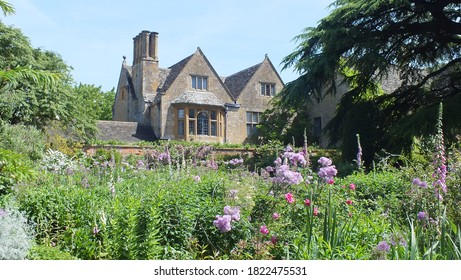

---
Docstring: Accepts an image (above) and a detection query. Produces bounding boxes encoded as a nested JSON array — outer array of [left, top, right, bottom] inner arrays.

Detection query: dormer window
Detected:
[[260, 83, 275, 96], [192, 76, 208, 90]]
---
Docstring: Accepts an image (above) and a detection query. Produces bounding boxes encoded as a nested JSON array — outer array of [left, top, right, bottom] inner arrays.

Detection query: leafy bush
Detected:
[[0, 200, 35, 260], [27, 245, 77, 260], [0, 123, 46, 161], [0, 149, 35, 195]]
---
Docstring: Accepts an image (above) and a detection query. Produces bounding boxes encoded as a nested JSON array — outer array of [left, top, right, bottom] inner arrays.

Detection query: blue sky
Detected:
[[3, 0, 332, 91]]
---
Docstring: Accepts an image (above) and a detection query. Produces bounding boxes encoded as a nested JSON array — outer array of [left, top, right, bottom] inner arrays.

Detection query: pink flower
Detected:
[[260, 225, 269, 235], [285, 192, 295, 204], [349, 183, 356, 190], [271, 235, 278, 244], [313, 207, 319, 216], [304, 198, 311, 206], [346, 199, 353, 205], [272, 212, 280, 220]]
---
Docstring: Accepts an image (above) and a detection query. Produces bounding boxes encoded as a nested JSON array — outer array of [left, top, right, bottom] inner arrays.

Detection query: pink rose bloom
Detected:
[[349, 183, 356, 190], [272, 212, 280, 220], [304, 198, 311, 207], [260, 225, 269, 235], [313, 207, 319, 216], [285, 192, 295, 204]]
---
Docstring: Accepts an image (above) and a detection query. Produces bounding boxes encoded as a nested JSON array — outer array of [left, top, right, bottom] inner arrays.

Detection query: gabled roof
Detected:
[[157, 48, 236, 102], [224, 63, 262, 99], [158, 54, 194, 93]]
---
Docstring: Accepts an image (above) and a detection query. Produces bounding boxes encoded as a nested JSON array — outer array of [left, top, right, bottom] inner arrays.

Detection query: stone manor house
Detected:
[[111, 30, 284, 144]]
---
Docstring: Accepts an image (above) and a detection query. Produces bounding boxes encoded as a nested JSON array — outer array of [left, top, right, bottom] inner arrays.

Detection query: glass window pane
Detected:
[[253, 112, 259, 123], [189, 109, 195, 119], [246, 124, 252, 136], [198, 77, 202, 89], [192, 76, 196, 89], [189, 120, 195, 135], [246, 112, 252, 123], [197, 112, 208, 135], [261, 84, 265, 95], [178, 109, 184, 119], [271, 85, 275, 96], [178, 120, 184, 135], [211, 111, 217, 120], [211, 122, 217, 136], [203, 77, 208, 90]]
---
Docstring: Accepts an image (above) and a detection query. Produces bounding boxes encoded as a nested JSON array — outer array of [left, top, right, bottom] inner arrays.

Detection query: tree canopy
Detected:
[[0, 1, 115, 140], [277, 0, 461, 161]]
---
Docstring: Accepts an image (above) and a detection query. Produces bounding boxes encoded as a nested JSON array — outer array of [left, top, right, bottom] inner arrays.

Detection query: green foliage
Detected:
[[0, 123, 46, 161], [27, 245, 78, 260], [277, 0, 461, 160], [8, 135, 461, 260], [73, 84, 115, 121], [0, 149, 35, 194], [0, 0, 14, 16], [339, 171, 409, 222], [257, 102, 312, 146], [0, 198, 35, 260], [0, 21, 99, 140]]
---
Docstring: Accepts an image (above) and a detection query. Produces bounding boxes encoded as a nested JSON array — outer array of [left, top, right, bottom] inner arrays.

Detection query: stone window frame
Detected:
[[191, 75, 208, 91], [260, 82, 275, 96], [175, 106, 223, 139], [246, 111, 260, 137]]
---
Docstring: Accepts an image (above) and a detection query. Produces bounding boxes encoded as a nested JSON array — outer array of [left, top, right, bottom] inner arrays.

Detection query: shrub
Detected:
[[0, 124, 46, 161], [27, 245, 78, 260], [0, 149, 35, 195], [0, 200, 35, 260]]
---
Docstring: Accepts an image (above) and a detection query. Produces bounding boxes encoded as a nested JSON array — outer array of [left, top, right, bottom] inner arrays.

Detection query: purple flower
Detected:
[[284, 145, 293, 153], [213, 215, 232, 233], [229, 158, 244, 166], [265, 166, 274, 172], [318, 157, 332, 167], [412, 178, 428, 188], [271, 235, 278, 244], [229, 189, 238, 199], [318, 165, 338, 183], [272, 164, 303, 185], [284, 152, 307, 167], [272, 212, 280, 220], [432, 103, 447, 195], [223, 206, 240, 221], [417, 211, 426, 221], [260, 225, 269, 235], [376, 241, 390, 252]]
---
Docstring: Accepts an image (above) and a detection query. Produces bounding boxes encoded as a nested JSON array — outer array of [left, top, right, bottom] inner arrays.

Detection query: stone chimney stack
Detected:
[[133, 30, 159, 65], [130, 30, 160, 126], [149, 32, 159, 62]]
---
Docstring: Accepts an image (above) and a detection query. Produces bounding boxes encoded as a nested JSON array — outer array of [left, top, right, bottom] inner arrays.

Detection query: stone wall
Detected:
[[158, 49, 233, 141], [229, 58, 284, 144]]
